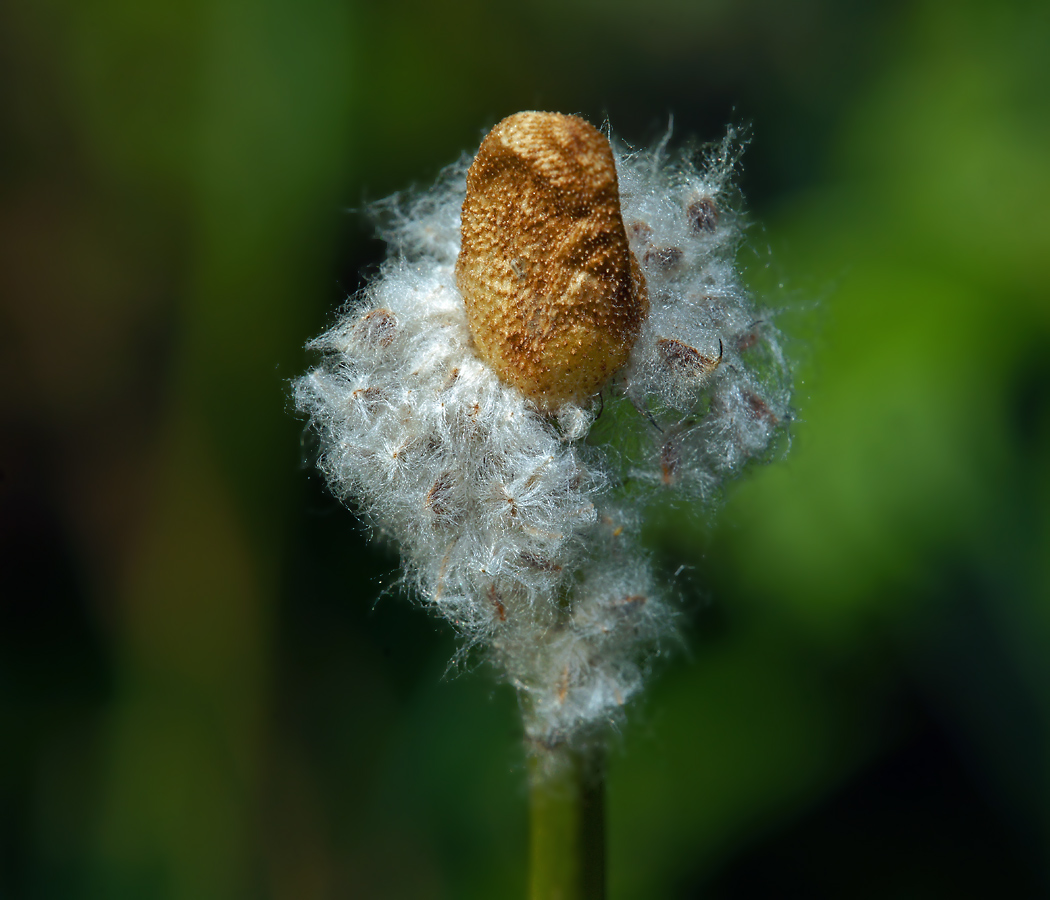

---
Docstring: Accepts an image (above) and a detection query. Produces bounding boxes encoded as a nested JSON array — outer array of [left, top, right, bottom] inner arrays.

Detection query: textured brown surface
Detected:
[[456, 111, 647, 408]]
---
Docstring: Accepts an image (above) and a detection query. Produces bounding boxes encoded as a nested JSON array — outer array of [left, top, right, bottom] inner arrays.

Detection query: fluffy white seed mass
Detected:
[[294, 126, 790, 748]]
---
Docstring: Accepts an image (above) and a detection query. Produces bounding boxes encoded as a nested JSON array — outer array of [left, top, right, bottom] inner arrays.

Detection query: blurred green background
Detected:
[[2, 0, 1048, 896]]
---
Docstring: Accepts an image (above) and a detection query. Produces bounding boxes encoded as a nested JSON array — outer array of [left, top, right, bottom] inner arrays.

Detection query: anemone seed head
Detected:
[[294, 112, 790, 748]]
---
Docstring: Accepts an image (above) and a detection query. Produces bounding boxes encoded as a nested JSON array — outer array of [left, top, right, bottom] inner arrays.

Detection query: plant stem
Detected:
[[528, 743, 605, 900]]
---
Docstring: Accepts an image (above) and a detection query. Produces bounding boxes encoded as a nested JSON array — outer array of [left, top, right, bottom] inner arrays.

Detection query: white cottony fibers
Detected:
[[295, 129, 789, 748]]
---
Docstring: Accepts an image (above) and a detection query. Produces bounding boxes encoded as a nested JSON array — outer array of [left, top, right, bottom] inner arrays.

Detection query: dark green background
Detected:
[[2, 0, 1048, 896]]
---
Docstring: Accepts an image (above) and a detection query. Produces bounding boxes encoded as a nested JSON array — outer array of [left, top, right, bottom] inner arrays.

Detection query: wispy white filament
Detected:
[[295, 129, 790, 748]]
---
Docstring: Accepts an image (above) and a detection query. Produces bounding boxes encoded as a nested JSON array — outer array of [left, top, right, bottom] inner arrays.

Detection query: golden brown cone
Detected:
[[456, 111, 648, 409]]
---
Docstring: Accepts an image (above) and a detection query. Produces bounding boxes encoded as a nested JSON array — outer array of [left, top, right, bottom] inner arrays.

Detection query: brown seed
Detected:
[[656, 337, 723, 376], [556, 664, 571, 703], [357, 308, 397, 347], [643, 245, 684, 270], [487, 585, 507, 622], [735, 329, 759, 352], [425, 471, 458, 523], [518, 552, 562, 574], [352, 385, 385, 407], [456, 111, 648, 409], [660, 439, 679, 485], [628, 220, 653, 244], [618, 594, 648, 614], [742, 390, 779, 424], [687, 195, 719, 233]]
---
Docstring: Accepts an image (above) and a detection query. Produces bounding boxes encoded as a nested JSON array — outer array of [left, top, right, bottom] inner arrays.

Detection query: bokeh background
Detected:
[[2, 0, 1048, 896]]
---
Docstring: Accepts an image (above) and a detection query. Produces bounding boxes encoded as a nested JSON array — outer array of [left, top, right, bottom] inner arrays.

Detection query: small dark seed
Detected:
[[628, 220, 653, 244], [657, 337, 722, 376], [352, 385, 384, 406], [487, 585, 507, 622], [643, 246, 684, 269], [358, 308, 397, 347], [618, 594, 648, 614], [735, 330, 759, 352], [743, 390, 779, 424], [687, 196, 719, 233], [519, 552, 562, 573], [425, 471, 458, 522], [660, 440, 679, 485]]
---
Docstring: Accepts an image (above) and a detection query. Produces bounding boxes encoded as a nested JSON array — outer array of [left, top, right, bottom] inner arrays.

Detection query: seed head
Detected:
[[456, 112, 648, 409], [294, 116, 791, 750]]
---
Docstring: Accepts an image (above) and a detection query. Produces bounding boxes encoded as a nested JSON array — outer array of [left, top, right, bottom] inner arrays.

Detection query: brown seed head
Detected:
[[456, 111, 648, 409]]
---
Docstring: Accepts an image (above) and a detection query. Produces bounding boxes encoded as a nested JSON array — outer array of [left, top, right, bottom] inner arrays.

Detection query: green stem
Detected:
[[528, 743, 605, 900]]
